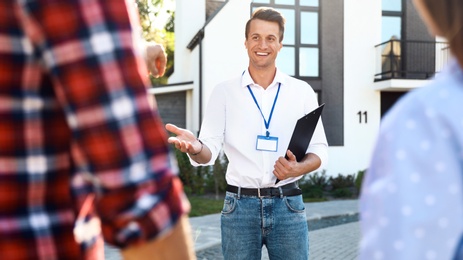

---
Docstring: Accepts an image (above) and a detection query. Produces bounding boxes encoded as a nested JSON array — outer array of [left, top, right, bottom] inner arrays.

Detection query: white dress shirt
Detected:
[[191, 68, 328, 188]]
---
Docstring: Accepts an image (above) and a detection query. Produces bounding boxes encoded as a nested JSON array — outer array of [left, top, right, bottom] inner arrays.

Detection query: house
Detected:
[[150, 0, 449, 176]]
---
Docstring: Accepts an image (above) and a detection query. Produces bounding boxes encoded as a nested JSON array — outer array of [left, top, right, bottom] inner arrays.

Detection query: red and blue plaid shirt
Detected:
[[0, 0, 189, 259]]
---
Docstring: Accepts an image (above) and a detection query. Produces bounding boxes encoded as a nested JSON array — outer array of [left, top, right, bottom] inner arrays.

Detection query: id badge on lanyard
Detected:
[[256, 135, 278, 152], [247, 83, 281, 152]]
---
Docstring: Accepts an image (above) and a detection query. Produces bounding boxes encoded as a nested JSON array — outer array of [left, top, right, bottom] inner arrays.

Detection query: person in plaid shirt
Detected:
[[0, 0, 194, 259]]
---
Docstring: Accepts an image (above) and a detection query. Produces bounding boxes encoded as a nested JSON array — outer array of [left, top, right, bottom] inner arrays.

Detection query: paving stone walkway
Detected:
[[104, 200, 360, 260]]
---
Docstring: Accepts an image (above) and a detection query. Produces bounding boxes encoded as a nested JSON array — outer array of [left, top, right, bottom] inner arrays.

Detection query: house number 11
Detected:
[[357, 111, 367, 124]]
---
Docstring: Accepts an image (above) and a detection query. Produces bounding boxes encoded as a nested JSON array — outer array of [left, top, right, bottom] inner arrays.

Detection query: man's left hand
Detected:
[[273, 150, 300, 181]]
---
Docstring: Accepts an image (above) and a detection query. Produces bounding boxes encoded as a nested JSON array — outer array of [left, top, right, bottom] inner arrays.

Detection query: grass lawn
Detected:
[[187, 194, 328, 217], [188, 196, 224, 217]]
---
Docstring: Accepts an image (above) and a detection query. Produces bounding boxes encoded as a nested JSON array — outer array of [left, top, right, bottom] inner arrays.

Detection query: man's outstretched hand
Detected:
[[165, 123, 201, 154]]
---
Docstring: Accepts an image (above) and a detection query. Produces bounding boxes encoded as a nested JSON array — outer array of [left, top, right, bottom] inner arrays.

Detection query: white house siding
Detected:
[[328, 0, 382, 175], [169, 0, 205, 132], [202, 0, 250, 114], [170, 0, 204, 83]]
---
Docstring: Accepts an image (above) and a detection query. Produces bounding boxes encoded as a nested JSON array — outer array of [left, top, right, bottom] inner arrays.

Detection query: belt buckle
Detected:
[[257, 187, 261, 198]]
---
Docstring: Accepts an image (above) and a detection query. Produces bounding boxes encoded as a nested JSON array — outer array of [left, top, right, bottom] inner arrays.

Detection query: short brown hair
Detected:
[[420, 0, 463, 66], [245, 7, 286, 42]]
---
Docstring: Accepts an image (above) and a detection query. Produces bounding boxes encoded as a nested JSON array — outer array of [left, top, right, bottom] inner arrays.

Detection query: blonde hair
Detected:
[[421, 0, 463, 66]]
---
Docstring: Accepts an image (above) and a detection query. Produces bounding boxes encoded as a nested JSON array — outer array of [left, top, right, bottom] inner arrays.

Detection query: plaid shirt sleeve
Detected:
[[16, 0, 190, 248]]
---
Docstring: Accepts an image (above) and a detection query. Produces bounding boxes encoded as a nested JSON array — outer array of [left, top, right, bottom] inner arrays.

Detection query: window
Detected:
[[275, 0, 294, 4], [381, 0, 403, 78], [299, 11, 318, 77], [382, 0, 402, 42], [252, 0, 320, 78]]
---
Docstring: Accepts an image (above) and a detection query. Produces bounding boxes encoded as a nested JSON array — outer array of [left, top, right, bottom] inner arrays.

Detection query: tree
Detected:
[[136, 0, 175, 85]]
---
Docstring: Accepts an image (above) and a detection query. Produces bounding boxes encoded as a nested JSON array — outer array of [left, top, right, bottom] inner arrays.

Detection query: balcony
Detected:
[[373, 39, 449, 91]]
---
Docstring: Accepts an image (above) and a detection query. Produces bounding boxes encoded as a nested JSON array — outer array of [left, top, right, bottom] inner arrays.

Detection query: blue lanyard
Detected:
[[247, 83, 281, 137]]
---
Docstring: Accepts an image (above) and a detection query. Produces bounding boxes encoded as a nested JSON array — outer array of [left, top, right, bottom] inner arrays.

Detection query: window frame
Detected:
[[251, 0, 321, 79], [381, 0, 404, 42]]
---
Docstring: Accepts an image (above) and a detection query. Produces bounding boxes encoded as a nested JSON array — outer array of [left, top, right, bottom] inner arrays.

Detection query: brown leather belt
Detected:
[[226, 182, 302, 197]]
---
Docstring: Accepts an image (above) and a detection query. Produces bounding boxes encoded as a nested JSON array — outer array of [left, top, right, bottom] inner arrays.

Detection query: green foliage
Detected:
[[354, 169, 366, 195], [328, 173, 357, 198], [204, 153, 228, 199], [299, 170, 329, 199], [305, 170, 329, 187], [136, 0, 163, 34], [136, 0, 175, 85], [173, 133, 364, 201], [188, 196, 224, 217], [173, 146, 227, 196], [303, 186, 324, 199], [174, 148, 206, 195], [298, 170, 363, 199], [329, 173, 355, 190], [332, 188, 353, 198]]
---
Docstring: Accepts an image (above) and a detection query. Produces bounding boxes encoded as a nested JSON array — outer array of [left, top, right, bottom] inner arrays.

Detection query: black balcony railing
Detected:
[[375, 39, 449, 81]]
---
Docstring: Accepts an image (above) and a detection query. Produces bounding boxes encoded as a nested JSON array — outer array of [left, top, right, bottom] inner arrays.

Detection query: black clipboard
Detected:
[[276, 103, 325, 184]]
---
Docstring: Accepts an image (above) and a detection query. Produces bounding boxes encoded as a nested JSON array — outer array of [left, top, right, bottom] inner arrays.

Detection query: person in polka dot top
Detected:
[[360, 0, 463, 259]]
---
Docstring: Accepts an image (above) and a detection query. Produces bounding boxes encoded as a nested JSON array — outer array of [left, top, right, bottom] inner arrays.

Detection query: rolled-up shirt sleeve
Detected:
[[189, 81, 227, 167], [306, 117, 328, 170], [304, 86, 328, 170]]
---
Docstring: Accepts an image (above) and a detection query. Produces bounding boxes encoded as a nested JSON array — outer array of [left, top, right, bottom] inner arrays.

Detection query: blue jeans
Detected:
[[221, 191, 309, 260]]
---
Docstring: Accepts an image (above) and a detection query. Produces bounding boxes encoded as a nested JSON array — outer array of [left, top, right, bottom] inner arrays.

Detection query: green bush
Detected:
[[173, 145, 227, 196], [173, 138, 365, 201], [307, 170, 329, 187], [302, 185, 324, 198], [332, 188, 353, 198], [329, 173, 355, 190], [354, 169, 366, 195], [327, 173, 357, 199], [299, 171, 328, 199], [204, 153, 228, 198]]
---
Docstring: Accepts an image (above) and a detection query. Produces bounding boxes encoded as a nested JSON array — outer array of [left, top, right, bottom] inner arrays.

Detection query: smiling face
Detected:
[[245, 19, 283, 72]]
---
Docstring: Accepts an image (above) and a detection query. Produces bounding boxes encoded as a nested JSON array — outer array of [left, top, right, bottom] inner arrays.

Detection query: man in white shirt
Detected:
[[166, 7, 328, 260]]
